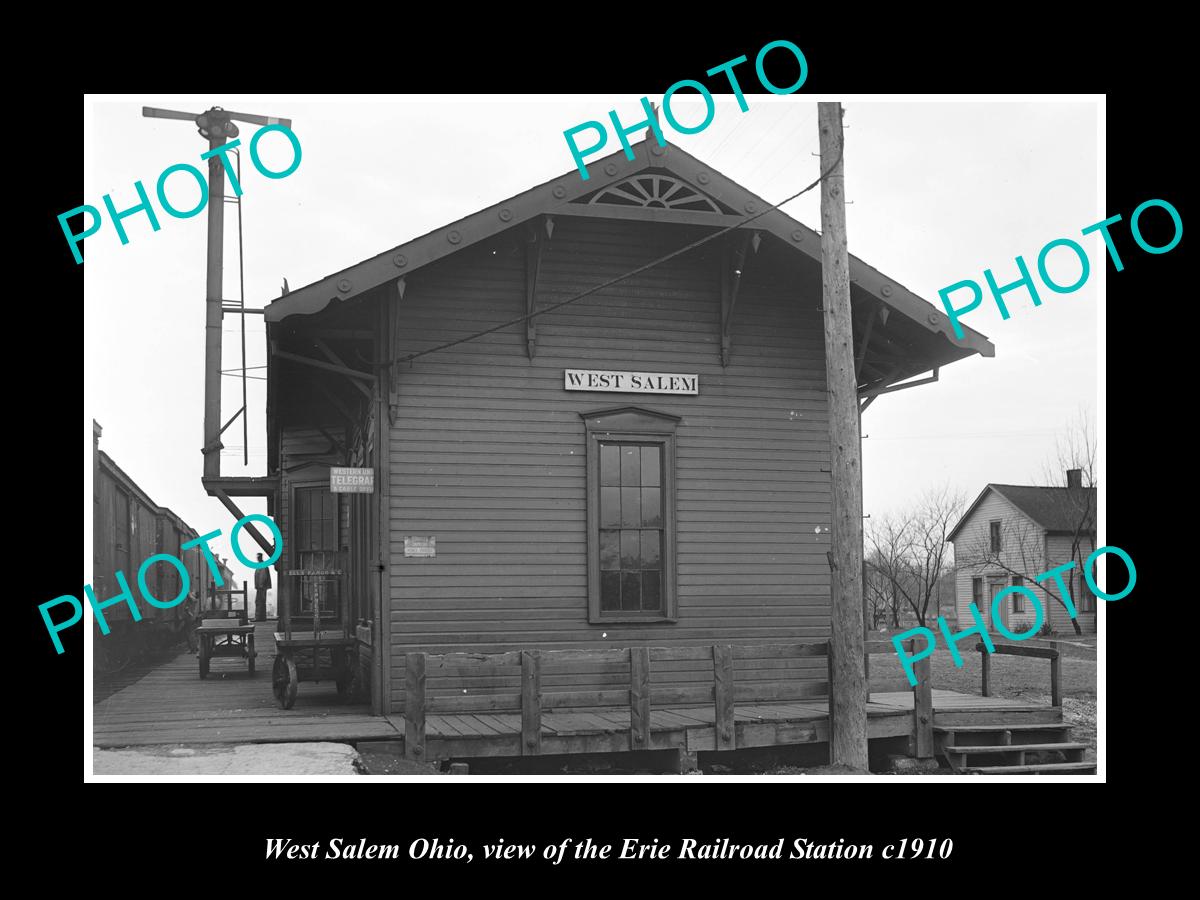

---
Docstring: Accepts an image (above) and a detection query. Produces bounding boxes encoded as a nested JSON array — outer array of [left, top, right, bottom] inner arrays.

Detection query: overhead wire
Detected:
[[741, 106, 818, 185], [704, 108, 753, 158], [718, 103, 813, 176], [397, 142, 843, 366]]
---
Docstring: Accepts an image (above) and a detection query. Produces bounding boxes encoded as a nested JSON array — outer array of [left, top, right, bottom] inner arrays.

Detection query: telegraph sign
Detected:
[[331, 467, 373, 493]]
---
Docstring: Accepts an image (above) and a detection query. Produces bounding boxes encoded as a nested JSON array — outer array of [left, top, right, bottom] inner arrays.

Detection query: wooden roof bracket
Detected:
[[274, 349, 375, 384], [720, 230, 759, 367], [313, 338, 372, 400], [388, 277, 405, 426], [210, 486, 275, 557], [525, 217, 551, 359], [854, 305, 883, 381], [858, 366, 940, 413]]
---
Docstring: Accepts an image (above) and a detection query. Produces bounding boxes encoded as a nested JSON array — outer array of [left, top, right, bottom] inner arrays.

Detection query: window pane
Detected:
[[621, 487, 640, 528], [599, 530, 619, 570], [641, 488, 661, 527], [642, 571, 662, 611], [600, 487, 621, 528], [600, 444, 620, 486], [621, 571, 641, 610], [600, 572, 621, 610], [620, 530, 640, 569], [621, 445, 640, 485], [641, 447, 660, 486], [640, 531, 661, 569], [296, 489, 309, 522]]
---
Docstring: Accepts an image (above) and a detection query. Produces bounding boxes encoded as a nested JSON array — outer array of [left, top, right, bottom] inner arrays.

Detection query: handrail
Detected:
[[975, 641, 1062, 708]]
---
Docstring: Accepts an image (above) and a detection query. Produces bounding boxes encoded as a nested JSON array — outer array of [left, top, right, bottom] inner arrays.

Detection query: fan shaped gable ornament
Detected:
[[586, 174, 723, 213]]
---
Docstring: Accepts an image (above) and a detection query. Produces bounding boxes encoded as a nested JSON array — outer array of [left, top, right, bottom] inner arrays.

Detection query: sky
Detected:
[[83, 95, 1100, 590]]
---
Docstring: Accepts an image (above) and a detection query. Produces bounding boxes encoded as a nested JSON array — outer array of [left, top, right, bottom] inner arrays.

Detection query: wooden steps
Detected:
[[960, 762, 1096, 775], [935, 724, 1095, 775], [943, 742, 1087, 755]]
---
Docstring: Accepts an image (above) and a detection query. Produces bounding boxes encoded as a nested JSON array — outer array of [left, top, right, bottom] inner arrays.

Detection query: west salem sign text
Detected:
[[564, 369, 699, 395]]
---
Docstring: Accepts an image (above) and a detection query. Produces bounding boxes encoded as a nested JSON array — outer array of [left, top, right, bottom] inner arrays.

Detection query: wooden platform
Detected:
[[92, 623, 399, 748], [92, 625, 1057, 756], [371, 690, 1059, 760]]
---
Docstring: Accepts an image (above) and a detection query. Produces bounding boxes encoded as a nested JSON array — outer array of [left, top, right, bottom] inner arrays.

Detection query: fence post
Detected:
[[629, 647, 650, 751], [521, 650, 542, 756], [713, 644, 735, 751], [404, 652, 426, 761], [980, 643, 991, 697], [1049, 641, 1062, 709], [911, 642, 934, 759]]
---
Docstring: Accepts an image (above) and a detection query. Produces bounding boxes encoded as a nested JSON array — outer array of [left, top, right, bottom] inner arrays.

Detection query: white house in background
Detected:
[[947, 470, 1097, 635]]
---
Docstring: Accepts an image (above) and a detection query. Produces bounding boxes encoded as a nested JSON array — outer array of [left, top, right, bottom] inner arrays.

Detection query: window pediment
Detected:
[[580, 407, 682, 434]]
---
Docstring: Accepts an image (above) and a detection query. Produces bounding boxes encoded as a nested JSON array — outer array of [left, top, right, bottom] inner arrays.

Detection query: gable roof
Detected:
[[948, 483, 1097, 542], [262, 137, 995, 371]]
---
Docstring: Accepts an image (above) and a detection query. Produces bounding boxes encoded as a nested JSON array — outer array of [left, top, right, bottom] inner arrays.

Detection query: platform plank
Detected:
[[92, 623, 399, 748]]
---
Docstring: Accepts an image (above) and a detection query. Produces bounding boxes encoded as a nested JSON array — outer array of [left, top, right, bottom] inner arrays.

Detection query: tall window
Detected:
[[1011, 575, 1024, 612], [971, 576, 983, 611], [293, 484, 339, 616], [582, 408, 679, 623], [989, 520, 1002, 553]]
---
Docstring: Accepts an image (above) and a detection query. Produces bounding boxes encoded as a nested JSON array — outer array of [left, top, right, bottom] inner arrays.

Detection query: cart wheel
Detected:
[[273, 655, 298, 709], [199, 654, 209, 679]]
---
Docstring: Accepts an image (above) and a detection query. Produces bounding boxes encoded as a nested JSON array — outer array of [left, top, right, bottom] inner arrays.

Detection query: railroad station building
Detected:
[[222, 133, 994, 757]]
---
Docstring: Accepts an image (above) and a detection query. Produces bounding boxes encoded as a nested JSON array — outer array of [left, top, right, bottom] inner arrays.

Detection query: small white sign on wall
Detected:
[[564, 369, 698, 395], [404, 536, 436, 558]]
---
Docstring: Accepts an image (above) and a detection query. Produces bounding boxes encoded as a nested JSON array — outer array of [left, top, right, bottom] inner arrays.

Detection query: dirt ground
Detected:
[[93, 742, 360, 776]]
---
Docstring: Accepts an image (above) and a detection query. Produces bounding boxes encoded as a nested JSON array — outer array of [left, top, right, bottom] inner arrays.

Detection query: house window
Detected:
[[989, 520, 1002, 553], [971, 576, 983, 611], [582, 407, 679, 623], [1011, 575, 1024, 612], [1077, 566, 1095, 613]]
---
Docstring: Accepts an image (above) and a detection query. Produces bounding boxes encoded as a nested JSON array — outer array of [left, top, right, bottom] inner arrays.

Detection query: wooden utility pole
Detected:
[[818, 102, 869, 770]]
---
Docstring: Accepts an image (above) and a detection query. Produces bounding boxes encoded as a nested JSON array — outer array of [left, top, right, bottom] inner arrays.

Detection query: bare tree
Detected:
[[863, 548, 902, 630], [867, 487, 965, 628], [1044, 408, 1097, 633]]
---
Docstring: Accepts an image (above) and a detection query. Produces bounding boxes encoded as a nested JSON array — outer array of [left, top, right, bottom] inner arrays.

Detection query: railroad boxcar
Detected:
[[93, 427, 211, 671]]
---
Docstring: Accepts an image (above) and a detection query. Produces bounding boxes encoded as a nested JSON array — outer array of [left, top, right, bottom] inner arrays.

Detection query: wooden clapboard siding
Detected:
[[386, 216, 832, 711]]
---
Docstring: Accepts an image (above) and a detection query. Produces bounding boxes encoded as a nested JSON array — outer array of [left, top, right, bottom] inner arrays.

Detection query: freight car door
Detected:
[[112, 490, 131, 596]]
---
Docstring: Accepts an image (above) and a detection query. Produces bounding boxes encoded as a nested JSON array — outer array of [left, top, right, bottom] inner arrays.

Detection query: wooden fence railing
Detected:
[[864, 638, 934, 758], [977, 641, 1062, 708], [403, 639, 934, 761]]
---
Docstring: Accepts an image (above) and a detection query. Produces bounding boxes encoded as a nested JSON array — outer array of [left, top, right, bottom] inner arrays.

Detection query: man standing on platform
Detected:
[[254, 553, 272, 623]]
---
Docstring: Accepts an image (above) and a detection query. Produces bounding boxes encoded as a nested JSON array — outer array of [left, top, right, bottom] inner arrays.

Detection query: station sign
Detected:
[[331, 466, 374, 493]]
